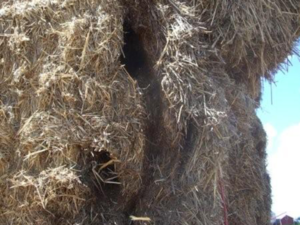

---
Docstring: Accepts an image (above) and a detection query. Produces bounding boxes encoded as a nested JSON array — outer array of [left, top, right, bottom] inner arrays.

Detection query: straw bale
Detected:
[[0, 0, 145, 224], [0, 0, 299, 224], [195, 0, 300, 98]]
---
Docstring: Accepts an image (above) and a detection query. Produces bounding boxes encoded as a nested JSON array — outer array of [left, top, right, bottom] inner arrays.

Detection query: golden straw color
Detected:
[[0, 0, 299, 224]]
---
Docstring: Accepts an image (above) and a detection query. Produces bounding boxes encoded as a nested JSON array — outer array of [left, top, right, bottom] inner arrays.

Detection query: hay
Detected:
[[0, 0, 299, 224]]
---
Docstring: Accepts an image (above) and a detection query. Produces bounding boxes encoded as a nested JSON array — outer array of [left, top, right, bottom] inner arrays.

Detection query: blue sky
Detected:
[[257, 53, 300, 218]]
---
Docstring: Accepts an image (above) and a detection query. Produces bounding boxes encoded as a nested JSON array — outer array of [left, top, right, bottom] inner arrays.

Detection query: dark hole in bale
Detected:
[[92, 150, 120, 187], [80, 149, 121, 203], [121, 20, 150, 86]]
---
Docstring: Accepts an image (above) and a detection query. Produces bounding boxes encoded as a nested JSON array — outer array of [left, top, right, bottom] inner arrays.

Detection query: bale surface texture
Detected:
[[0, 0, 299, 224]]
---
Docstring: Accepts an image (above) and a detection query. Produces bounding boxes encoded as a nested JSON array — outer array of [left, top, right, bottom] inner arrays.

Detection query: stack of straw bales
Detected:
[[0, 0, 299, 224]]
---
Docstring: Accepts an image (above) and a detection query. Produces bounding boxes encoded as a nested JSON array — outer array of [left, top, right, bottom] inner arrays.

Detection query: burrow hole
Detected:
[[88, 150, 121, 200]]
